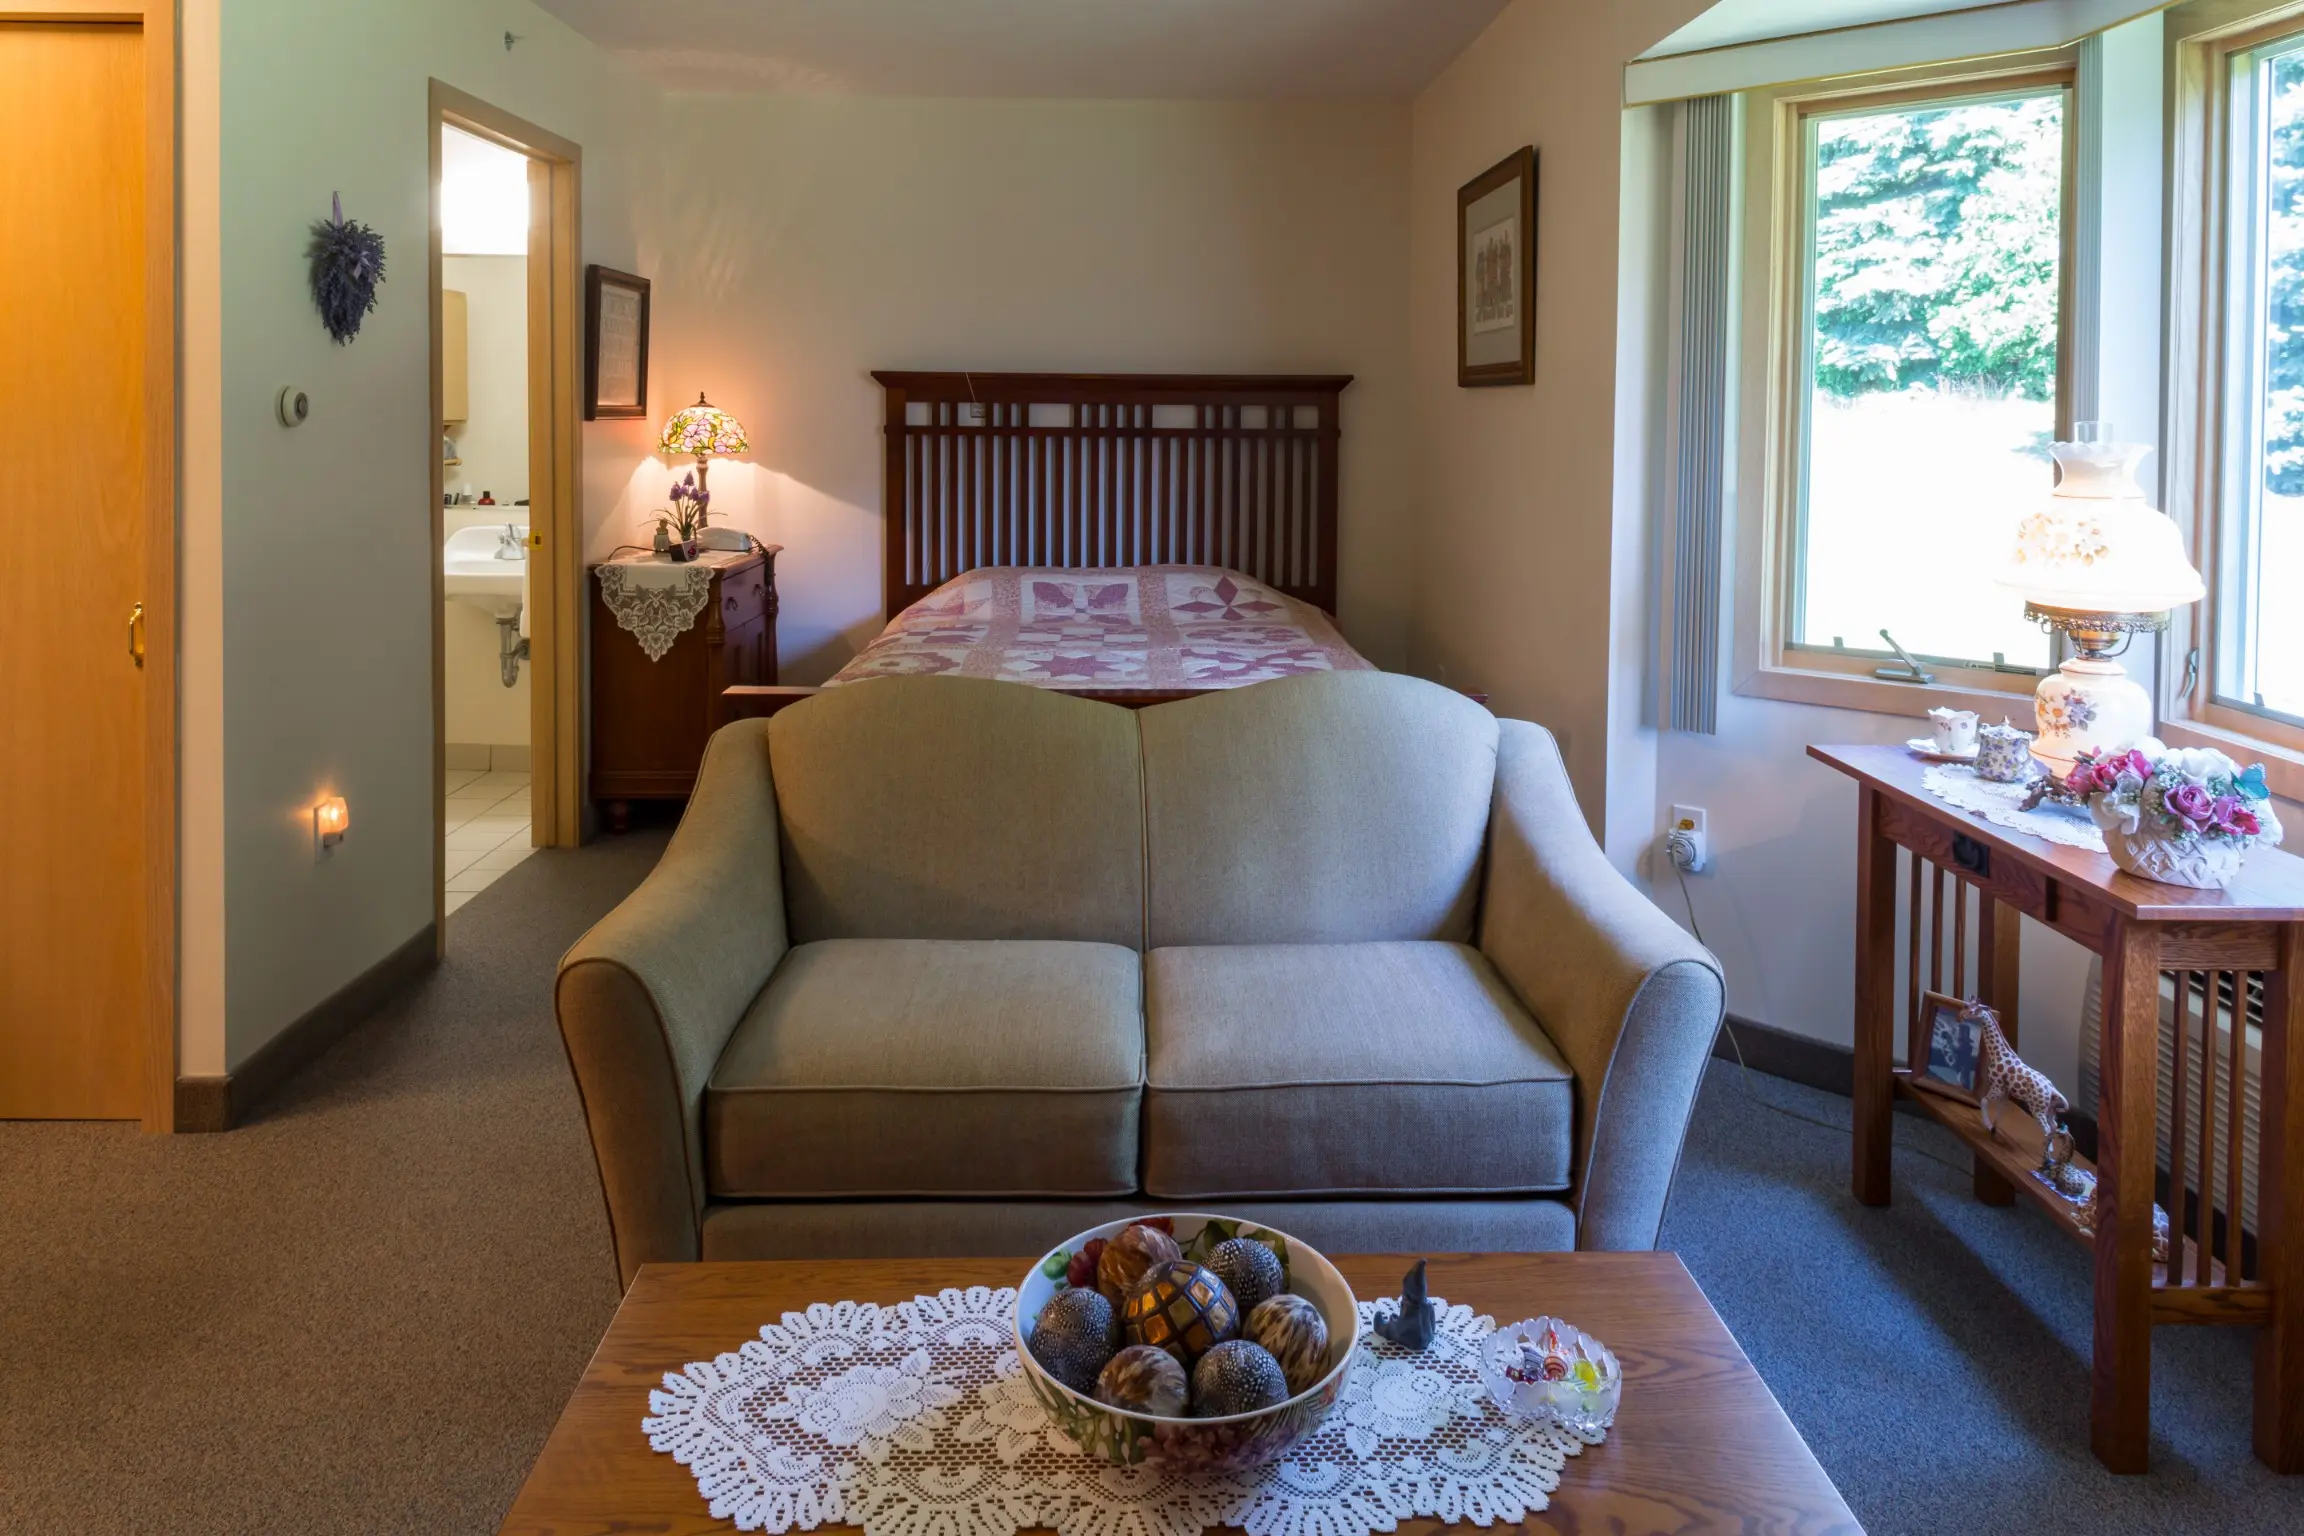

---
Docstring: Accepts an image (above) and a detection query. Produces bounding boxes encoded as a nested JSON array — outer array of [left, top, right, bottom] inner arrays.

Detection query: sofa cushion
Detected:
[[1138, 673, 1499, 947], [769, 677, 1144, 947], [706, 939, 1144, 1197], [1142, 942, 1572, 1197]]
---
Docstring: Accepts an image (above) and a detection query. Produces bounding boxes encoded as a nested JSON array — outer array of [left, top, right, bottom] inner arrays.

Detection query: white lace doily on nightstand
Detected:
[[1922, 763, 2107, 853], [642, 1286, 1603, 1536]]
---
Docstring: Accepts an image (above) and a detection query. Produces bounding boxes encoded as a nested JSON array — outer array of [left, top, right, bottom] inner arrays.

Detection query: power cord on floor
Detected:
[[1669, 861, 1973, 1181]]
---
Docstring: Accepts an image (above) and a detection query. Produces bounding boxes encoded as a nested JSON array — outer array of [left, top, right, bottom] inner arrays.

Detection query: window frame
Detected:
[[2162, 0, 2304, 801], [1734, 57, 2080, 718]]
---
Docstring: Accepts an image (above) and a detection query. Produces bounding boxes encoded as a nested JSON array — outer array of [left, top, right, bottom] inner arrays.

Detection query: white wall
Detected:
[[1407, 0, 1716, 830], [442, 254, 529, 506], [183, 0, 661, 1073], [642, 94, 1416, 684]]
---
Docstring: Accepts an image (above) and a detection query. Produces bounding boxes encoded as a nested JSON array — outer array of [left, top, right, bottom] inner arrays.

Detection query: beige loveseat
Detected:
[[557, 672, 1724, 1288]]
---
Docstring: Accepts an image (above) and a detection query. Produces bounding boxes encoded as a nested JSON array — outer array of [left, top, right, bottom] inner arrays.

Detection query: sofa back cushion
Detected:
[[770, 677, 1144, 946], [1138, 672, 1498, 947]]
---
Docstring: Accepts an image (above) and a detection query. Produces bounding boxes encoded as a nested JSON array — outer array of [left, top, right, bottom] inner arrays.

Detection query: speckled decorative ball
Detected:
[[1122, 1259, 1239, 1368], [1097, 1222, 1183, 1305], [1244, 1293, 1330, 1395], [1030, 1286, 1119, 1395], [1190, 1339, 1289, 1418], [1204, 1237, 1284, 1315], [1093, 1343, 1190, 1417]]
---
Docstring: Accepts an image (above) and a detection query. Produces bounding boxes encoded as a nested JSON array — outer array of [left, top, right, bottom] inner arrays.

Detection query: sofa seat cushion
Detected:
[[707, 939, 1144, 1198], [1143, 942, 1572, 1198]]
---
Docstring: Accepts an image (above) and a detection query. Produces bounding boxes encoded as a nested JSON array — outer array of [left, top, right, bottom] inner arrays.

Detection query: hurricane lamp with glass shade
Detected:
[[1995, 424, 2204, 778], [657, 392, 750, 500]]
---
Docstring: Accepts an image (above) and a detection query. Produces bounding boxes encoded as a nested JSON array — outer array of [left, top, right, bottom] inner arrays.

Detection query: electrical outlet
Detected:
[[1664, 804, 1709, 873]]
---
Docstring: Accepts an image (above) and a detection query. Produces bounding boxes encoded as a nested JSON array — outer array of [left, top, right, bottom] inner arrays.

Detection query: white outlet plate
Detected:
[[1666, 804, 1709, 873]]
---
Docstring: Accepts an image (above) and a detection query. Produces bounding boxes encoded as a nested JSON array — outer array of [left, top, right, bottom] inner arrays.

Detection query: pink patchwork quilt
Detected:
[[826, 566, 1371, 693]]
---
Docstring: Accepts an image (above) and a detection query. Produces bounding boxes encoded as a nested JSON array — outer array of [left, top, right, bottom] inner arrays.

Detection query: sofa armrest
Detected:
[[556, 719, 789, 1288], [1477, 720, 1724, 1251]]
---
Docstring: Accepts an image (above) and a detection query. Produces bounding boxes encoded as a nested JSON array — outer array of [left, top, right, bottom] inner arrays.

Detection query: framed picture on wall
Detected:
[[584, 265, 650, 420], [1909, 991, 1988, 1106], [1458, 146, 1537, 387]]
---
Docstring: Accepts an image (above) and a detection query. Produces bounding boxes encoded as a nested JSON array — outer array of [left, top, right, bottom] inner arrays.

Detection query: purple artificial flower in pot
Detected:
[[2164, 781, 2215, 829]]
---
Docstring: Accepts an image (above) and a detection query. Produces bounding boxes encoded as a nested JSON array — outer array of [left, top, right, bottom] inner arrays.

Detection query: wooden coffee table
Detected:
[[499, 1253, 1858, 1535]]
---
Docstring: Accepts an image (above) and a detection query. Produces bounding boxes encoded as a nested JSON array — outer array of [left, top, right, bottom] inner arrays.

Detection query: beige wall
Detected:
[[181, 0, 661, 1074], [442, 254, 529, 507], [1407, 0, 1713, 830], [643, 94, 1415, 683]]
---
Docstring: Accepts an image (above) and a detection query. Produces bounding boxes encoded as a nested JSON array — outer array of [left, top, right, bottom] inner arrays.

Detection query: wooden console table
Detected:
[[1810, 744, 2304, 1473]]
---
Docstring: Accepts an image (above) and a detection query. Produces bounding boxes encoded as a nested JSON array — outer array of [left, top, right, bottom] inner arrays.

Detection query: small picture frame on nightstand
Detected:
[[1909, 991, 1986, 1106]]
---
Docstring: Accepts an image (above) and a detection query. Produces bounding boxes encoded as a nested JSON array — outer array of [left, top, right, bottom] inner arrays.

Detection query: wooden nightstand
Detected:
[[590, 546, 778, 830]]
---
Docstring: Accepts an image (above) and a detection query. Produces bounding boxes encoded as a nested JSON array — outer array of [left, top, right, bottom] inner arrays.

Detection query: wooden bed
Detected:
[[723, 370, 1361, 719]]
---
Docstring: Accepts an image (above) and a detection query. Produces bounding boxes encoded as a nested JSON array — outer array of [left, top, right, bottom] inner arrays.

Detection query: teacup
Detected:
[[1975, 719, 2035, 783], [1928, 707, 1980, 756]]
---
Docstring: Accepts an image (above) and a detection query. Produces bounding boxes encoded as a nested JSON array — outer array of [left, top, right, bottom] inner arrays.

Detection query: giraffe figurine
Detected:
[[1969, 1001, 2066, 1143]]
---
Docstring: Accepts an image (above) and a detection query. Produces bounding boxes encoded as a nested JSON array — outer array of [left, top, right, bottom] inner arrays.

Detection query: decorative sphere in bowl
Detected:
[[1014, 1214, 1359, 1472]]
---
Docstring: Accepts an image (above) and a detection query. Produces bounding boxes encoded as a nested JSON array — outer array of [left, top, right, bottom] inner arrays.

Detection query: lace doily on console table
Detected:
[[643, 1285, 1604, 1536], [1921, 762, 2107, 853], [596, 551, 751, 662]]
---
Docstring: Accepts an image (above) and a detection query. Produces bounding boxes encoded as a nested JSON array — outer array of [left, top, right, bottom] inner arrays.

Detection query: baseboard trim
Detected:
[[173, 922, 437, 1132], [1713, 1012, 2101, 1147]]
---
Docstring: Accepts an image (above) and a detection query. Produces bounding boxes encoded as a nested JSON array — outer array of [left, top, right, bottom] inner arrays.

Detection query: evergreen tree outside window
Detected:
[[2220, 36, 2304, 728], [1788, 87, 2068, 672]]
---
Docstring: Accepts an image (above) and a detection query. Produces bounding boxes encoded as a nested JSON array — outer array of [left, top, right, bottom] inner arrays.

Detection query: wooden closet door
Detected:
[[0, 21, 151, 1118]]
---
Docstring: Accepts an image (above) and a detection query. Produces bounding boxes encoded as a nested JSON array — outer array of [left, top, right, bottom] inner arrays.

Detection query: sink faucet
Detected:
[[494, 523, 525, 561]]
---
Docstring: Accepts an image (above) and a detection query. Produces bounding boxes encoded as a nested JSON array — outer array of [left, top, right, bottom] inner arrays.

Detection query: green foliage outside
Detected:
[[1810, 96, 2064, 406], [2261, 54, 2304, 494]]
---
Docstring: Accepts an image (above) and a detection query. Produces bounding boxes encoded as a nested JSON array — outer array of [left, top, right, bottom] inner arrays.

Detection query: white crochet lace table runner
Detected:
[[1922, 762, 2107, 853], [644, 1286, 1605, 1536], [596, 551, 751, 662]]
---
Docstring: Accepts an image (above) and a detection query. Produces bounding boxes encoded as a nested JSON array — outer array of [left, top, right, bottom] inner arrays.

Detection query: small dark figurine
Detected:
[[1372, 1259, 1437, 1349], [307, 191, 387, 345]]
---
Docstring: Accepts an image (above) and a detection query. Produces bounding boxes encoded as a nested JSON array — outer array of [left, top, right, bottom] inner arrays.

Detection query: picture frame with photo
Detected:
[[1909, 990, 1988, 1105], [584, 265, 650, 420], [1457, 145, 1537, 387]]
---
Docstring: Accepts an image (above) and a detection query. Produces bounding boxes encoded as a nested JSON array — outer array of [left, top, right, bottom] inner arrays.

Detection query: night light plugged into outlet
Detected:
[[314, 795, 349, 849], [1664, 805, 1708, 874]]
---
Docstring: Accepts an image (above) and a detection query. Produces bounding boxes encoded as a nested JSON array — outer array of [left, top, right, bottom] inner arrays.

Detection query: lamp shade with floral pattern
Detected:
[[659, 392, 749, 491]]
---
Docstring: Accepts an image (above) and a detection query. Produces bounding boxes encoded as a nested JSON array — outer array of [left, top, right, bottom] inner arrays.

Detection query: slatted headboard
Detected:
[[872, 371, 1351, 619]]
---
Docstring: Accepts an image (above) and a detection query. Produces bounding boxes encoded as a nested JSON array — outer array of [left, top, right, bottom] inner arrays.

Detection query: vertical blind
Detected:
[[1665, 94, 1734, 734]]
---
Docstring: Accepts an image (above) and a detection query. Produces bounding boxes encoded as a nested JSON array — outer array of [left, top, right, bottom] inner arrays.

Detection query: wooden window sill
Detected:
[[1735, 660, 2038, 723]]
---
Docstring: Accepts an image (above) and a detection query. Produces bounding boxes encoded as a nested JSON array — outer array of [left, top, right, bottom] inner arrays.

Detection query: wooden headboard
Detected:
[[872, 371, 1351, 618]]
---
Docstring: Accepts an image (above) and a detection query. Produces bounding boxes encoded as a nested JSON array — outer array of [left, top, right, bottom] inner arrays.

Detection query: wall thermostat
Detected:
[[277, 386, 310, 427]]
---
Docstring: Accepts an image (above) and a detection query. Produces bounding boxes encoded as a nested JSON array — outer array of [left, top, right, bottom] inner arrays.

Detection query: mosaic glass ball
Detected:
[[1030, 1286, 1119, 1395], [1121, 1259, 1239, 1368], [1204, 1237, 1284, 1315], [1096, 1222, 1182, 1305], [1191, 1339, 1289, 1417], [1244, 1293, 1330, 1395], [1093, 1343, 1190, 1417]]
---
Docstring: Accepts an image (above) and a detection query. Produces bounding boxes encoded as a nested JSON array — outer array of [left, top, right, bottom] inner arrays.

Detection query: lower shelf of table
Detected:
[[1890, 1072, 2270, 1326]]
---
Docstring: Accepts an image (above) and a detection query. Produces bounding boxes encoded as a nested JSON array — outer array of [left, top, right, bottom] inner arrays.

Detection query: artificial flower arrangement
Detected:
[[2064, 741, 2284, 889], [651, 472, 711, 559]]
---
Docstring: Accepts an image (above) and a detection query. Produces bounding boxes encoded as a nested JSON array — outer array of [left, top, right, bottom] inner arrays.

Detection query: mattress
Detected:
[[826, 565, 1371, 693]]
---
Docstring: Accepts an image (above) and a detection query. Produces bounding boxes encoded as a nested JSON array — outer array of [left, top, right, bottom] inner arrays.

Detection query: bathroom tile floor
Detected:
[[443, 767, 532, 913]]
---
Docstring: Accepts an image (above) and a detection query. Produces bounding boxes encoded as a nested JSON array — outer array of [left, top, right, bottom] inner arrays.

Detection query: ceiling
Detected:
[[1640, 0, 2012, 59], [533, 0, 1514, 98]]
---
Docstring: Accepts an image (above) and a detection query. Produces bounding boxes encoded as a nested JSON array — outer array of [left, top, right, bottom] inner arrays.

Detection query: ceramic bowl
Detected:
[[1014, 1214, 1360, 1472]]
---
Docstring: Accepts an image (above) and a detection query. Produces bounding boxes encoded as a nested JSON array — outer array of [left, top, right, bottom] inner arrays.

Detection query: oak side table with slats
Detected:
[[1811, 744, 2304, 1473]]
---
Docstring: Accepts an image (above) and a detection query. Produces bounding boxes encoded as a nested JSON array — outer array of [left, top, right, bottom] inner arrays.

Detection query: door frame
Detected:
[[427, 84, 583, 941], [5, 2, 178, 1131]]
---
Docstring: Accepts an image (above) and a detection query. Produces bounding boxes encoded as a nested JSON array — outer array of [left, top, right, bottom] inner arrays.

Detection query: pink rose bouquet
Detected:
[[2065, 743, 2284, 869]]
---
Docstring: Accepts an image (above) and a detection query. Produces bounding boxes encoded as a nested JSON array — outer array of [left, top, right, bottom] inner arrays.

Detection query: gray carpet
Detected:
[[0, 832, 2298, 1534]]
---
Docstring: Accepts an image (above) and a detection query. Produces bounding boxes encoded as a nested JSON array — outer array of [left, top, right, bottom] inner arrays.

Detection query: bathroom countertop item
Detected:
[[591, 548, 779, 831]]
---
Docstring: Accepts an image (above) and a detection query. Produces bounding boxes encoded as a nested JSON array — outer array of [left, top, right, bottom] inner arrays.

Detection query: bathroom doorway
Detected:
[[429, 86, 582, 936]]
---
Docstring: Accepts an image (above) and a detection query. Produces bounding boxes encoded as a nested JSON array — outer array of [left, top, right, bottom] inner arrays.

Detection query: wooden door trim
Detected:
[[427, 82, 584, 944], [4, 2, 180, 1131]]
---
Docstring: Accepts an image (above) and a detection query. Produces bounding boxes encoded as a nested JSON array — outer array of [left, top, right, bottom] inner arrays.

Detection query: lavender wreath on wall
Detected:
[[308, 192, 386, 344]]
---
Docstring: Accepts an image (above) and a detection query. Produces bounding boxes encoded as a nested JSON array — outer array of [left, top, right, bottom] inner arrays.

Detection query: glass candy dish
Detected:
[[1478, 1316, 1620, 1434]]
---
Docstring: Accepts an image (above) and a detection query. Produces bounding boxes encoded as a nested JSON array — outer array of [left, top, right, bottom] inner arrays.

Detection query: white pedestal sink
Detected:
[[445, 521, 527, 621]]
